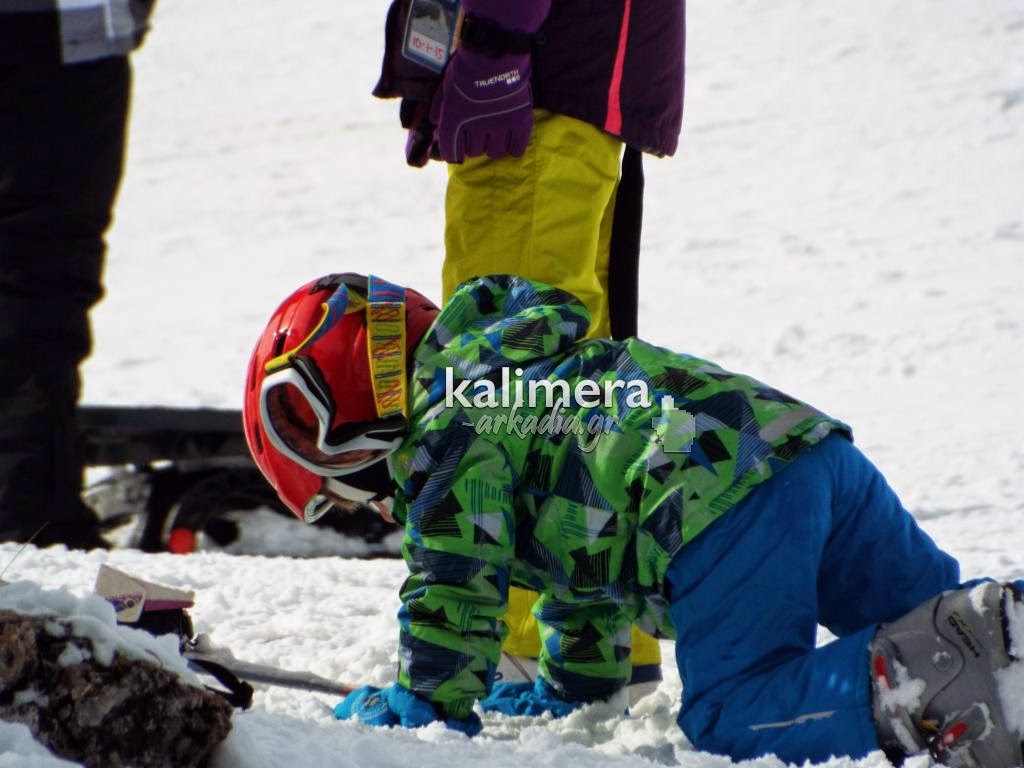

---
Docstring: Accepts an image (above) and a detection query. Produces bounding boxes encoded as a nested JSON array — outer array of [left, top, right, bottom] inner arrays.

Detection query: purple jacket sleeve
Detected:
[[460, 0, 552, 33]]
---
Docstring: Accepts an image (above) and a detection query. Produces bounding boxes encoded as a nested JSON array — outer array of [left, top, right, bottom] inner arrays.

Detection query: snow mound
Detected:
[[0, 580, 195, 683]]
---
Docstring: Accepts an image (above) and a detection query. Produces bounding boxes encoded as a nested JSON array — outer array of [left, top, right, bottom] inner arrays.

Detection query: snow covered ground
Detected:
[[2, 0, 1023, 765]]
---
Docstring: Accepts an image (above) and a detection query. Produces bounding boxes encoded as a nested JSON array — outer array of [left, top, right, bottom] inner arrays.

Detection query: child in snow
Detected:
[[374, 0, 686, 691], [243, 273, 1024, 767]]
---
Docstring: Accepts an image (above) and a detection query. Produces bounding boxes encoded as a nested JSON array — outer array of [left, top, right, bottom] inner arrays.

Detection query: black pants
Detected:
[[0, 57, 131, 540], [607, 146, 644, 341]]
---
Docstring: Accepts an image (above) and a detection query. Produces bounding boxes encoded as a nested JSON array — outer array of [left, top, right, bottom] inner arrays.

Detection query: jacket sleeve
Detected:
[[461, 0, 552, 33], [533, 592, 634, 703], [396, 436, 517, 721]]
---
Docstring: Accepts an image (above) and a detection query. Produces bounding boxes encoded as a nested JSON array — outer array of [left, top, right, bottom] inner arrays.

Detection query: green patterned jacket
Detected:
[[388, 275, 848, 719]]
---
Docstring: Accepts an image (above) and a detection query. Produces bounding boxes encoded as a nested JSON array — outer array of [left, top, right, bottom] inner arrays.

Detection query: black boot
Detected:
[[0, 361, 108, 551]]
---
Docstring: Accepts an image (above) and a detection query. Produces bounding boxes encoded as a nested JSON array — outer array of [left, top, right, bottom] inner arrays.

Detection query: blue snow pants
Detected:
[[665, 433, 961, 763]]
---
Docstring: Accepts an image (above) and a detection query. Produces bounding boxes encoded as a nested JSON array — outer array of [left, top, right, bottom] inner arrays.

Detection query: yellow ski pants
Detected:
[[443, 109, 620, 339], [441, 109, 661, 679]]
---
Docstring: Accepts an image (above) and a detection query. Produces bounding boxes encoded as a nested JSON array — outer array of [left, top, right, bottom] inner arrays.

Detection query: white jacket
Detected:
[[0, 0, 156, 65]]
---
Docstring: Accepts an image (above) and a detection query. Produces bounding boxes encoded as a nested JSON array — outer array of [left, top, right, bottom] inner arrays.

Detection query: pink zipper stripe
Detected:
[[604, 0, 632, 135]]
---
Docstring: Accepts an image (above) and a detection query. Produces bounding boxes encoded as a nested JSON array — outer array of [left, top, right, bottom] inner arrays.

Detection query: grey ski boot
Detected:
[[870, 581, 1024, 768]]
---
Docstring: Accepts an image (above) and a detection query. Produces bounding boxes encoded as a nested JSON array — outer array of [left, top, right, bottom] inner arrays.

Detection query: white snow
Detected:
[[876, 660, 927, 720], [2, 0, 1023, 766], [11, 691, 49, 709], [0, 580, 197, 680], [0, 722, 78, 768], [197, 507, 403, 559], [996, 595, 1024, 738]]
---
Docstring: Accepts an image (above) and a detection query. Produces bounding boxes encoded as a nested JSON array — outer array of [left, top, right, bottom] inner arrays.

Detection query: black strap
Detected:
[[115, 608, 254, 709], [134, 608, 195, 642], [187, 656, 255, 710], [459, 14, 534, 55], [607, 146, 645, 340]]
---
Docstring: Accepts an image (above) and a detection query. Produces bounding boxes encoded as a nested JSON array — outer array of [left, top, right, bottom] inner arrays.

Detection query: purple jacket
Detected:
[[375, 0, 685, 157], [533, 0, 685, 157]]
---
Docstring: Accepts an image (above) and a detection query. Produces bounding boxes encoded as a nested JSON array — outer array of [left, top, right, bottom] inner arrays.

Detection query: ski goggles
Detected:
[[259, 275, 409, 480]]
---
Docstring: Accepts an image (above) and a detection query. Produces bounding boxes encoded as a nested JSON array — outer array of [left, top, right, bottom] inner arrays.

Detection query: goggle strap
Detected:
[[264, 281, 366, 374], [366, 275, 408, 420]]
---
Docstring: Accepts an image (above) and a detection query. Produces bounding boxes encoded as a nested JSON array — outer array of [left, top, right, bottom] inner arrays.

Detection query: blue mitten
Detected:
[[480, 677, 584, 718], [335, 684, 482, 736]]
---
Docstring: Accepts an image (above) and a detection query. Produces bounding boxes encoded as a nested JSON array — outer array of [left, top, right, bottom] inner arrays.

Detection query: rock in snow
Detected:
[[0, 604, 232, 767]]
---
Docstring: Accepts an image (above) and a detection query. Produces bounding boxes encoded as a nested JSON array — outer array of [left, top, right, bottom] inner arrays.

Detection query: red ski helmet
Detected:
[[243, 273, 438, 522]]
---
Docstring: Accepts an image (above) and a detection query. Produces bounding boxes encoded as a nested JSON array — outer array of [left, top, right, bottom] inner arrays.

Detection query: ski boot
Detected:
[[870, 581, 1024, 768]]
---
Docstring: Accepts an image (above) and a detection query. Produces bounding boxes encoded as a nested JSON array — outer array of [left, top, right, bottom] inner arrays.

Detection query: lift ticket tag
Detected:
[[95, 565, 195, 624], [402, 0, 461, 72]]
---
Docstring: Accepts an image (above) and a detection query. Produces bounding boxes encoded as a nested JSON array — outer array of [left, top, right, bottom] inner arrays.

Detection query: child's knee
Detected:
[[677, 698, 725, 755]]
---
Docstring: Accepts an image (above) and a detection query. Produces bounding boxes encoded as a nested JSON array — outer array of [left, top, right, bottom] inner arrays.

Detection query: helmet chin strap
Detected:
[[320, 475, 397, 524], [368, 498, 396, 524], [324, 458, 396, 503], [322, 476, 377, 503]]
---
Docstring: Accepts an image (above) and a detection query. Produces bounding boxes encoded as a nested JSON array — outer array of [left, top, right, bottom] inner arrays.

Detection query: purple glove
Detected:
[[401, 98, 436, 167], [430, 47, 533, 162], [430, 1, 551, 163]]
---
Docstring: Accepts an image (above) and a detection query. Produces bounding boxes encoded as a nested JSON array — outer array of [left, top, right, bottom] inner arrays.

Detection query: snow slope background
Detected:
[[2, 0, 1023, 765]]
